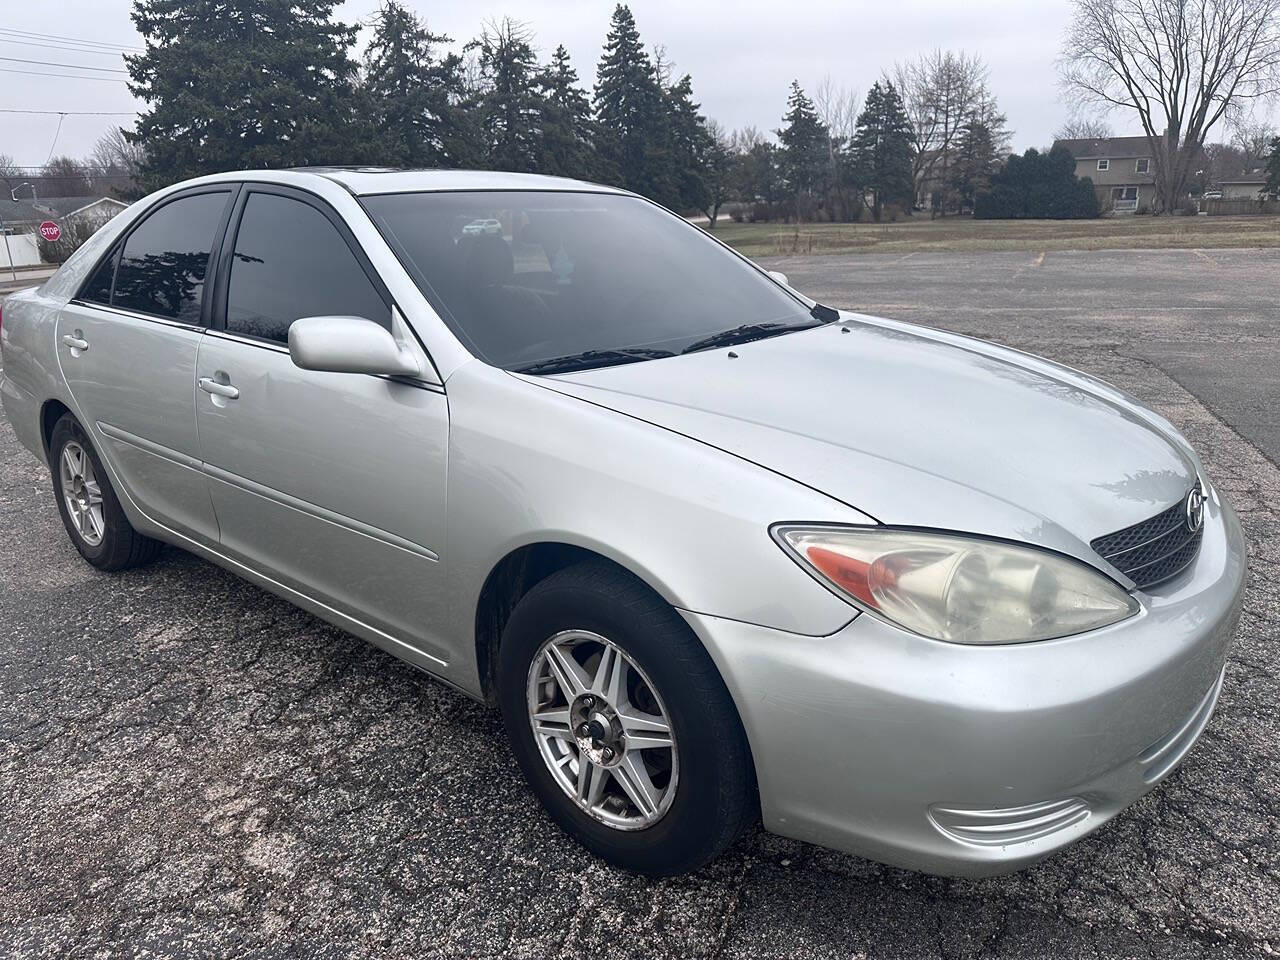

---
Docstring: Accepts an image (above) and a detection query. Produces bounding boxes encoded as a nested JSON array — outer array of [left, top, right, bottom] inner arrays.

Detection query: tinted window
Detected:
[[226, 193, 388, 343], [363, 191, 816, 370], [81, 246, 118, 304], [112, 191, 229, 322]]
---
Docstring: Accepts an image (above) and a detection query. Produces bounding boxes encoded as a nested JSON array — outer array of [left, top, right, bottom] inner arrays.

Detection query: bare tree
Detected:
[[88, 126, 145, 178], [1201, 141, 1250, 185], [1061, 0, 1280, 212], [889, 49, 991, 213], [0, 153, 21, 182], [814, 76, 860, 220], [1231, 119, 1277, 167], [1055, 115, 1114, 140]]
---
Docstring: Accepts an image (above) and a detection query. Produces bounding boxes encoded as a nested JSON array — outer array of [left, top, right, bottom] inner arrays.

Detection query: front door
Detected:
[[56, 187, 234, 544], [193, 186, 451, 664]]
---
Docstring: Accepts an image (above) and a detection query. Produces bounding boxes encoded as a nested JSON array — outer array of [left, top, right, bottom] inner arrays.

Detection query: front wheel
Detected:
[[497, 561, 756, 875]]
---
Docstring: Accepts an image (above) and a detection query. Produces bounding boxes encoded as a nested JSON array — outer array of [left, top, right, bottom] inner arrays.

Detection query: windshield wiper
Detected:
[[680, 320, 820, 355], [513, 347, 676, 375]]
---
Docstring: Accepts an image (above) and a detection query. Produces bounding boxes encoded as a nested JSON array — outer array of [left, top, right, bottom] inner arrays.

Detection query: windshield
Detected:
[[361, 190, 820, 371]]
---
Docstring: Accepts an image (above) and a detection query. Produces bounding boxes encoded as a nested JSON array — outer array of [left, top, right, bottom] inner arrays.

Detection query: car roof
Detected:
[[178, 167, 630, 197]]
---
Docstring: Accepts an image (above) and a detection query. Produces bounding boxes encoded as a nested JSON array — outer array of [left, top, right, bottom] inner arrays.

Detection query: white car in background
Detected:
[[462, 218, 503, 236]]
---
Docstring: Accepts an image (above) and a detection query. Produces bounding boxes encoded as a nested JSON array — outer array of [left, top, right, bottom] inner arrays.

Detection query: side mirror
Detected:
[[767, 270, 790, 287], [288, 316, 421, 378]]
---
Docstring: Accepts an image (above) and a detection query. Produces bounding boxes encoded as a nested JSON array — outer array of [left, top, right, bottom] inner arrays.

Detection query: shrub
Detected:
[[37, 216, 112, 264], [974, 147, 1100, 219]]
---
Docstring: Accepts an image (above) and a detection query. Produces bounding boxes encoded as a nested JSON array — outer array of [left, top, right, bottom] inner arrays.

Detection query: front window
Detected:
[[362, 191, 820, 372], [1097, 159, 1110, 171], [1135, 158, 1151, 174], [226, 192, 389, 344]]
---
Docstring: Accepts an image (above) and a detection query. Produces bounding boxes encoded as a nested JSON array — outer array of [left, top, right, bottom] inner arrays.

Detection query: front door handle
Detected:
[[198, 377, 240, 400], [61, 333, 89, 352]]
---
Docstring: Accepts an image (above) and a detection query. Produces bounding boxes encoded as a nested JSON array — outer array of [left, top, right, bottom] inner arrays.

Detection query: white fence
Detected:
[[0, 232, 41, 268]]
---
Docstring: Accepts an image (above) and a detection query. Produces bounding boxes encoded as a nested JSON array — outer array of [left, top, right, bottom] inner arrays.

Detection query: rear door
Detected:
[[194, 185, 450, 663], [56, 186, 236, 543]]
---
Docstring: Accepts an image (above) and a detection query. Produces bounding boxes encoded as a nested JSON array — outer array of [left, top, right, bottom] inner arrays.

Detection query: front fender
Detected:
[[441, 361, 868, 693]]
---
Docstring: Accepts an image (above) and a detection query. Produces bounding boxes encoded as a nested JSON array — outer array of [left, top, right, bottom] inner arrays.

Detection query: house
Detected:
[[0, 196, 129, 268], [2, 195, 129, 232], [1052, 136, 1157, 213], [1219, 175, 1269, 200]]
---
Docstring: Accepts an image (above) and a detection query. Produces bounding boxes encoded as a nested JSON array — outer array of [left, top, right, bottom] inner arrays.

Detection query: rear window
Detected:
[[111, 191, 230, 323], [362, 191, 813, 370]]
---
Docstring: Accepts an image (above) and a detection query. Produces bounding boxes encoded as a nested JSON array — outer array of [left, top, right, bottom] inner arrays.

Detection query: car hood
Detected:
[[526, 315, 1199, 574]]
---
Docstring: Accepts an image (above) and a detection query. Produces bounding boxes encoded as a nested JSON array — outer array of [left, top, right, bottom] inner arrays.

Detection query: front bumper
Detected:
[[683, 490, 1246, 877]]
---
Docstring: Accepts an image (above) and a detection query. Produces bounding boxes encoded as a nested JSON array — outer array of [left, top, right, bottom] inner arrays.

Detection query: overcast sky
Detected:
[[2, 0, 1144, 169]]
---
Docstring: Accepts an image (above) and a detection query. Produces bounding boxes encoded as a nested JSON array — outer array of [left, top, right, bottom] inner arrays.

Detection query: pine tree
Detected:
[[362, 1, 466, 168], [1265, 136, 1280, 199], [700, 121, 734, 228], [777, 81, 829, 220], [851, 81, 915, 222], [537, 45, 594, 179], [593, 5, 674, 205], [126, 0, 372, 191], [974, 147, 1100, 219], [475, 18, 544, 173], [665, 74, 712, 214], [948, 119, 998, 213]]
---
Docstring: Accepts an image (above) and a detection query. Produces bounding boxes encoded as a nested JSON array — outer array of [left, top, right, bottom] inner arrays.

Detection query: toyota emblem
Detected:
[[1185, 486, 1205, 533]]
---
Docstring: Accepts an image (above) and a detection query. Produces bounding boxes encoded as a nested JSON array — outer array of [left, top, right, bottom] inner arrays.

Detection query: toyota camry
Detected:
[[0, 168, 1245, 877]]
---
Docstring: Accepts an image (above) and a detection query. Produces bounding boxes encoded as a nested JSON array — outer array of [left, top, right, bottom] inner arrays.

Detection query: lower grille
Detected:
[[1091, 486, 1204, 589]]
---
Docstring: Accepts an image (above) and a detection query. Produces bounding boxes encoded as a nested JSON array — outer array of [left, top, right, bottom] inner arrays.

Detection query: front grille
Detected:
[[1091, 487, 1203, 589]]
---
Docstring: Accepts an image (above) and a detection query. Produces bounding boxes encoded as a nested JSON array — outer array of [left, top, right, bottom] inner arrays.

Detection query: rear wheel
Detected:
[[49, 415, 162, 571], [497, 560, 756, 875]]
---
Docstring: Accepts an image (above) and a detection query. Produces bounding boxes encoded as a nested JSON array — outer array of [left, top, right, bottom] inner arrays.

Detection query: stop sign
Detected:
[[39, 221, 61, 242]]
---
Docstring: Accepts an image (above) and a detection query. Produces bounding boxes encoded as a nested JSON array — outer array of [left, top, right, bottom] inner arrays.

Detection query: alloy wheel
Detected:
[[526, 629, 679, 830], [59, 440, 105, 547]]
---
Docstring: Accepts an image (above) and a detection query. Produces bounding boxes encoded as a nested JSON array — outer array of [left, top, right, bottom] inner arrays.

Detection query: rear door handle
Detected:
[[61, 334, 89, 352], [198, 377, 240, 400]]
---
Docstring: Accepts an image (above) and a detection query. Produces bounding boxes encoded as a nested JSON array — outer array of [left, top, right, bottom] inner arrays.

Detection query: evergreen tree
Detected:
[[700, 121, 734, 228], [974, 146, 1100, 219], [362, 1, 467, 168], [730, 129, 783, 215], [475, 19, 544, 173], [851, 81, 914, 221], [948, 119, 999, 213], [777, 81, 829, 220], [665, 74, 712, 214], [593, 5, 674, 205], [126, 0, 373, 191], [537, 45, 594, 179], [1265, 136, 1280, 199]]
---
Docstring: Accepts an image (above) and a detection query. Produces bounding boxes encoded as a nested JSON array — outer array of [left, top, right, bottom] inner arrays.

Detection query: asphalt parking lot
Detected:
[[2, 247, 1278, 959]]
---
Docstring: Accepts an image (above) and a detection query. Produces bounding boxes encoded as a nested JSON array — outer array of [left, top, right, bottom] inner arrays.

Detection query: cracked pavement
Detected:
[[2, 247, 1278, 958]]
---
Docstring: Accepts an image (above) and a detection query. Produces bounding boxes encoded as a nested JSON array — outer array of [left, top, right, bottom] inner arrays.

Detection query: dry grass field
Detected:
[[709, 213, 1280, 257]]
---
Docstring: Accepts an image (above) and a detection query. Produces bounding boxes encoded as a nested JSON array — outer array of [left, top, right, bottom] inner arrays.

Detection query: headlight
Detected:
[[773, 525, 1139, 644]]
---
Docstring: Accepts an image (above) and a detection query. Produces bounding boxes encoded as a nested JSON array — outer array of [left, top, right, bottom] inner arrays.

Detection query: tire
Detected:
[[497, 560, 756, 875], [49, 414, 162, 571]]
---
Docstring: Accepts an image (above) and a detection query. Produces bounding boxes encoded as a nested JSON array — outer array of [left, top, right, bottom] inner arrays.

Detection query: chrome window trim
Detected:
[[204, 327, 290, 354], [68, 299, 206, 334]]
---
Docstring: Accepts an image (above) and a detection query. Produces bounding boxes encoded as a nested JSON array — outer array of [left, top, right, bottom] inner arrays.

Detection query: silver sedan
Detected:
[[0, 169, 1245, 877]]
